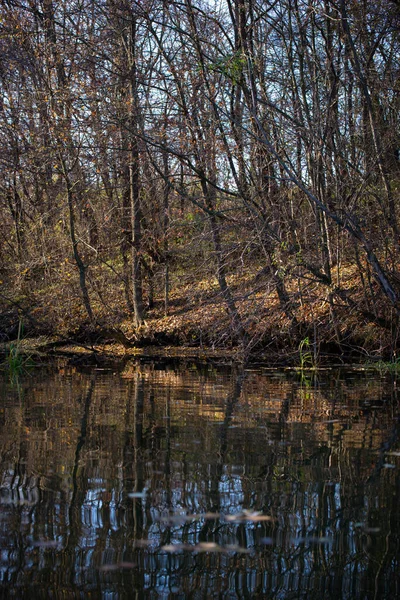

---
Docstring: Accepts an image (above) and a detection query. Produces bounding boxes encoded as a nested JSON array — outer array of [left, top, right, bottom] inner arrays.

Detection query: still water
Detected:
[[0, 358, 399, 599]]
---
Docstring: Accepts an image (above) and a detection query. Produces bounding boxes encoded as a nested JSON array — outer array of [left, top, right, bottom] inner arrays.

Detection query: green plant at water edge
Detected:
[[2, 320, 33, 379], [297, 337, 317, 386], [298, 337, 314, 370], [367, 357, 400, 375]]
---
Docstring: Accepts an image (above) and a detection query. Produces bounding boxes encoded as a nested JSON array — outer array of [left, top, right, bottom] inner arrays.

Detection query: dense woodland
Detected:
[[0, 0, 399, 360]]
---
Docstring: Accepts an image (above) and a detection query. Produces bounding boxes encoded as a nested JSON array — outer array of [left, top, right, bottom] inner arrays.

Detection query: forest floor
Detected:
[[0, 257, 395, 368]]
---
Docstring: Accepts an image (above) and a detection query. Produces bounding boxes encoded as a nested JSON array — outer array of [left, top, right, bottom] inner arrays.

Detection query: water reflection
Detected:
[[0, 361, 399, 598]]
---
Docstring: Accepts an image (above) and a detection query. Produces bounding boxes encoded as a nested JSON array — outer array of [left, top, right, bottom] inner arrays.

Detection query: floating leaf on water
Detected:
[[160, 514, 193, 524], [354, 523, 381, 533], [128, 491, 147, 499], [134, 539, 153, 548], [161, 512, 212, 524], [118, 562, 136, 569], [202, 512, 221, 520], [246, 514, 274, 522], [224, 544, 250, 554], [295, 536, 331, 544], [194, 542, 221, 553], [99, 564, 119, 572], [225, 510, 273, 523], [32, 539, 59, 548], [161, 515, 182, 524], [161, 544, 188, 553], [1, 498, 36, 507]]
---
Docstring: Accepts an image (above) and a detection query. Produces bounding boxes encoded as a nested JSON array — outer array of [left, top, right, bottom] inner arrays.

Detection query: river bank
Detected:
[[1, 257, 397, 368]]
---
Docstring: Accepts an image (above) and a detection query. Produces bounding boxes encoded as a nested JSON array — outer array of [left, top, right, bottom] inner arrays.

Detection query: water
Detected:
[[0, 359, 399, 599]]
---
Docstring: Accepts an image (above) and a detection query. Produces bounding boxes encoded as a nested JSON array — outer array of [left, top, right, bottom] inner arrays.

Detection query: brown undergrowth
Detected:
[[0, 255, 397, 366]]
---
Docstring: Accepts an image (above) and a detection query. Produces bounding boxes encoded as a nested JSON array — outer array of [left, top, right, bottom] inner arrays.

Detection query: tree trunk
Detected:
[[129, 16, 144, 327]]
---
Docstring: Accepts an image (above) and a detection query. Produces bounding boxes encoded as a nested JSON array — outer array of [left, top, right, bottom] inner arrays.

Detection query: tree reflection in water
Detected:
[[0, 361, 399, 598]]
